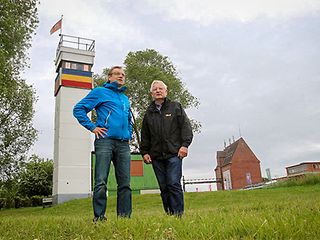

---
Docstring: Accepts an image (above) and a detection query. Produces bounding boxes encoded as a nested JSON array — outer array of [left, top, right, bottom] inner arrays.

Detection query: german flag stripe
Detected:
[[62, 80, 92, 89], [62, 68, 92, 77], [61, 74, 92, 83]]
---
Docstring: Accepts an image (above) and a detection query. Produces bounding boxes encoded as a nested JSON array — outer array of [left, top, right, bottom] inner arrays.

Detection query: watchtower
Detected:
[[52, 34, 95, 204]]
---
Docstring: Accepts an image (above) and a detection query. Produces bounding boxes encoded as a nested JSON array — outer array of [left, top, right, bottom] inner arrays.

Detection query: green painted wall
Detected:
[[91, 152, 159, 196]]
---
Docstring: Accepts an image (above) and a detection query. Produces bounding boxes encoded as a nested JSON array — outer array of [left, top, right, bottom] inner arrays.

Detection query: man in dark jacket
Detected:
[[140, 80, 193, 217], [73, 66, 132, 222]]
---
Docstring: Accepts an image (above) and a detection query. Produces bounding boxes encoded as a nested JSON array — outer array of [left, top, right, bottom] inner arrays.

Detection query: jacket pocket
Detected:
[[167, 139, 180, 155]]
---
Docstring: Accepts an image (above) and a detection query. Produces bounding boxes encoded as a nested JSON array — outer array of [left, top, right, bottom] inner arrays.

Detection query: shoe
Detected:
[[93, 216, 107, 223], [117, 214, 131, 219]]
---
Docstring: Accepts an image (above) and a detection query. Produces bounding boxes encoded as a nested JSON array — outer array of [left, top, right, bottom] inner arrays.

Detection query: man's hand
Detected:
[[143, 154, 152, 164], [92, 127, 107, 139], [178, 146, 188, 159]]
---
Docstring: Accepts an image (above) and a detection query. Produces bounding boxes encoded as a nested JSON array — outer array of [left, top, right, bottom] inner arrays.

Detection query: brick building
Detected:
[[286, 161, 320, 177], [215, 137, 262, 190]]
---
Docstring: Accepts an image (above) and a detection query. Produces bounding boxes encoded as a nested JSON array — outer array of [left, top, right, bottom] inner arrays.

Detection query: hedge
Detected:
[[0, 196, 48, 210]]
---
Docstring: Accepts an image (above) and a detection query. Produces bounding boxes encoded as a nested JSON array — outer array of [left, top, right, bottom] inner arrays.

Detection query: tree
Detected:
[[94, 49, 201, 150], [0, 0, 39, 180], [0, 0, 39, 81], [0, 81, 38, 180], [19, 155, 53, 197]]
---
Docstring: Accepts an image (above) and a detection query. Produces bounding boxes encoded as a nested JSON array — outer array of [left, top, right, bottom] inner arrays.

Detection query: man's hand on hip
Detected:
[[92, 127, 107, 139], [178, 146, 188, 159]]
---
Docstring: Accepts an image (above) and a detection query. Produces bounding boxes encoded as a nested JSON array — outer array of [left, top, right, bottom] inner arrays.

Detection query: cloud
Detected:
[[145, 0, 320, 24], [24, 0, 320, 182], [41, 0, 145, 51]]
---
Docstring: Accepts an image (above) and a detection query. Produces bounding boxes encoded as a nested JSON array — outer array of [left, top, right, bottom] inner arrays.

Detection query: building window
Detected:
[[64, 62, 71, 69], [71, 63, 77, 70], [290, 165, 307, 174], [290, 169, 295, 173], [313, 164, 320, 169], [62, 61, 91, 72], [83, 64, 90, 71]]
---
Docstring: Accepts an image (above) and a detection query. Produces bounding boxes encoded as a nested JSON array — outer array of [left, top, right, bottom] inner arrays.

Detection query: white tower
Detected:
[[52, 34, 95, 204]]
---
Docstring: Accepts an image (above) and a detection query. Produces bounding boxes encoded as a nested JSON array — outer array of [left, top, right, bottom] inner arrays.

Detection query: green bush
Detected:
[[14, 197, 33, 208], [273, 173, 320, 188], [304, 174, 320, 185], [14, 196, 23, 208], [31, 196, 43, 207], [0, 179, 20, 199], [4, 198, 15, 209], [0, 196, 43, 209], [0, 198, 5, 210], [23, 197, 32, 207], [19, 156, 53, 197]]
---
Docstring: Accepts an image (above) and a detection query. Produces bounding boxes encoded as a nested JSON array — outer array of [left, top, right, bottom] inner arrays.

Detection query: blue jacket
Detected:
[[73, 81, 132, 141]]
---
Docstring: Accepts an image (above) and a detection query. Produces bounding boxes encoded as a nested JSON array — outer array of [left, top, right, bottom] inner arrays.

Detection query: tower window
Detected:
[[62, 61, 91, 72]]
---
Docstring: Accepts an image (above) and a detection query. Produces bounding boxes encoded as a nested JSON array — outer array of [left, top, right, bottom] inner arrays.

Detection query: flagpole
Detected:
[[59, 15, 63, 36]]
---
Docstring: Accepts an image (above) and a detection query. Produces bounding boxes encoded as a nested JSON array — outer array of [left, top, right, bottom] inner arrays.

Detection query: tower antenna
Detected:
[[238, 124, 242, 138]]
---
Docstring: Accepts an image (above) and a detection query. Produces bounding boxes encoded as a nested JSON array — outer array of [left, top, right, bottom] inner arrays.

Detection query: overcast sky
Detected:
[[24, 0, 320, 190]]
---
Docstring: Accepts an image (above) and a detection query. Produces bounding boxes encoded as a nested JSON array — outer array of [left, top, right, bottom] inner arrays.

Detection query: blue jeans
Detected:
[[93, 138, 132, 218], [152, 156, 184, 216]]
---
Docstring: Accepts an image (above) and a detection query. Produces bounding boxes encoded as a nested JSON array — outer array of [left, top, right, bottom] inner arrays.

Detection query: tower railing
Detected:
[[56, 34, 95, 56]]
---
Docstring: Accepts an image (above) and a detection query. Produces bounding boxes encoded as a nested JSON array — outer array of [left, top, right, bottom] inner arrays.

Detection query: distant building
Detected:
[[286, 161, 320, 177], [215, 137, 262, 190]]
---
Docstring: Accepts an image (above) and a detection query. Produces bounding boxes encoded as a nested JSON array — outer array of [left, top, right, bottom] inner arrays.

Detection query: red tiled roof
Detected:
[[222, 138, 241, 165]]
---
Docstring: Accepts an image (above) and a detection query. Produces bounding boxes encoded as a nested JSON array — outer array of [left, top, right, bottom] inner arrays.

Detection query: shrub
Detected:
[[4, 198, 15, 209], [14, 197, 33, 208], [0, 198, 5, 210], [0, 196, 42, 209], [273, 173, 320, 188], [19, 156, 53, 197], [30, 196, 43, 207], [14, 196, 23, 208]]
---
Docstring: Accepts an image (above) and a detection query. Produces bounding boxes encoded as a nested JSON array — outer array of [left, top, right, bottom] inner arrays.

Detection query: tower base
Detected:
[[53, 193, 91, 204]]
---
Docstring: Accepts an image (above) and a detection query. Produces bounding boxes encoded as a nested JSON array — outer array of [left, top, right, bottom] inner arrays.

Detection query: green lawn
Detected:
[[1, 185, 320, 239]]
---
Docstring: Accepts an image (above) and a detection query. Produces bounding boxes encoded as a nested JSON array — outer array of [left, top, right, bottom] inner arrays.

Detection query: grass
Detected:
[[1, 184, 320, 239]]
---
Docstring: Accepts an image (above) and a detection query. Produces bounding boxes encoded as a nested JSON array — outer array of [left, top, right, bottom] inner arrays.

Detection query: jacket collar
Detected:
[[148, 98, 170, 112], [103, 81, 127, 92]]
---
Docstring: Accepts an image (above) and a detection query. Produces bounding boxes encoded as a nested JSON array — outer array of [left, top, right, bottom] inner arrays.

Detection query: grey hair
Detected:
[[150, 80, 167, 92]]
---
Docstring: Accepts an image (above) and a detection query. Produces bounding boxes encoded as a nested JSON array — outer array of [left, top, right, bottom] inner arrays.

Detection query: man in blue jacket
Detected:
[[73, 66, 132, 222]]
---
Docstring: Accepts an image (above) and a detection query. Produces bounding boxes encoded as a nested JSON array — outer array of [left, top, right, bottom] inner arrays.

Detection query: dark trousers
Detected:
[[152, 156, 184, 216], [93, 138, 132, 218]]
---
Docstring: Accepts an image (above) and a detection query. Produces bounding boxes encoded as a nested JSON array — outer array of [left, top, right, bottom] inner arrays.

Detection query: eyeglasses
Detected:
[[111, 72, 125, 77]]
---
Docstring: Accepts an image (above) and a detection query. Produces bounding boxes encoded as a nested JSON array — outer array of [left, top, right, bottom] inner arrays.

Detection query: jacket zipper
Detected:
[[118, 92, 125, 141], [158, 107, 165, 158], [105, 110, 112, 126]]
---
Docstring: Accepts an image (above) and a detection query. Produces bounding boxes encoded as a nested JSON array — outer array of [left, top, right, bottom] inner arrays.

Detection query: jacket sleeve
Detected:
[[140, 113, 151, 156], [178, 104, 193, 148], [73, 88, 100, 132]]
